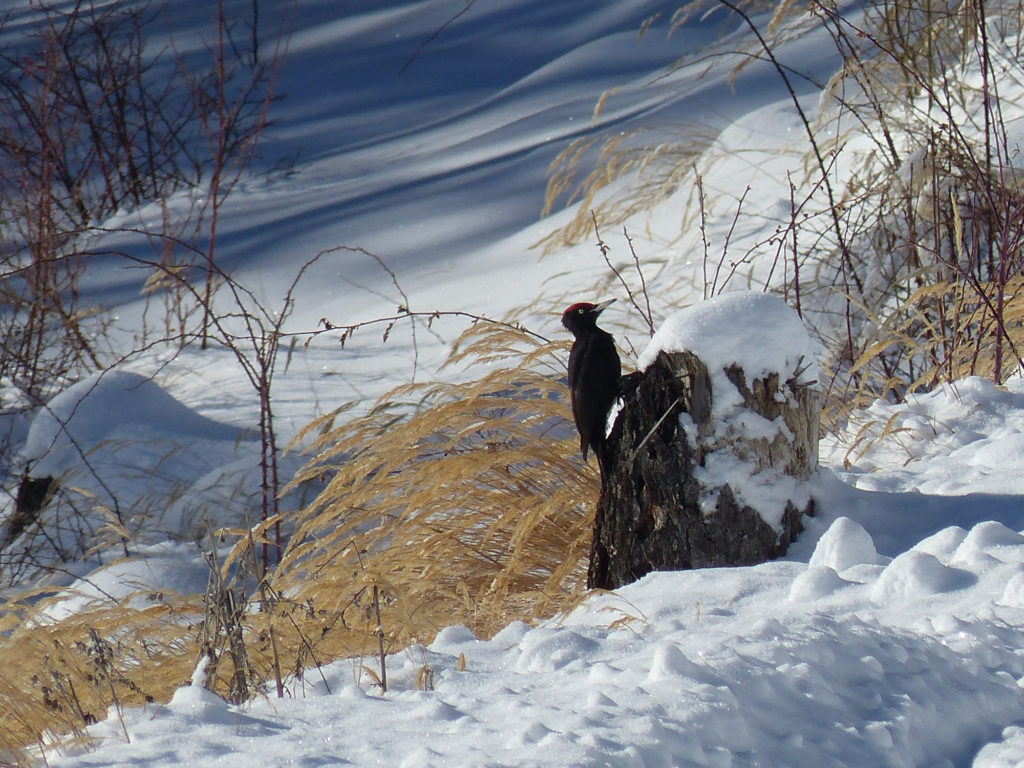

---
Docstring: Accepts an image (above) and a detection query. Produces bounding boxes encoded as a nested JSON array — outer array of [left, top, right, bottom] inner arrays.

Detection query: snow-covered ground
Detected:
[[38, 309, 1024, 768], [8, 0, 1024, 765], [38, 377, 1024, 767]]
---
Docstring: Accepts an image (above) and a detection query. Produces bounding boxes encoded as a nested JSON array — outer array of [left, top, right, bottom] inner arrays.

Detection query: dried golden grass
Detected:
[[776, 0, 1024, 440], [0, 588, 202, 763], [822, 274, 1024, 467], [0, 320, 596, 762], [822, 274, 1024, 444], [272, 322, 595, 653], [538, 132, 714, 252]]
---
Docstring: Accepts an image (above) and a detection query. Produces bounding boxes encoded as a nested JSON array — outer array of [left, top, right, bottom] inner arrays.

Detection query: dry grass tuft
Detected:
[[537, 0, 810, 253], [0, 588, 201, 763], [821, 274, 1024, 443], [273, 322, 595, 657], [538, 132, 714, 252]]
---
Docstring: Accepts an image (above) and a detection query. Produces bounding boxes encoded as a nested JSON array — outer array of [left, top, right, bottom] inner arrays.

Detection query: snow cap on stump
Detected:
[[638, 291, 821, 417]]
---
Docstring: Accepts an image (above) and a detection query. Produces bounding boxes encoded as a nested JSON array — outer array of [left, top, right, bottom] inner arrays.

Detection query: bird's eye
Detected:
[[578, 308, 584, 314]]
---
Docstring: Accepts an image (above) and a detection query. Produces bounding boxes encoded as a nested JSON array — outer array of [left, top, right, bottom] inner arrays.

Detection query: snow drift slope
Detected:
[[79, 0, 840, 330]]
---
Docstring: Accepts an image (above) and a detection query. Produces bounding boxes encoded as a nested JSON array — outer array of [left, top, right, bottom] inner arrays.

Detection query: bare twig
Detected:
[[590, 211, 655, 335], [372, 584, 387, 693], [399, 0, 476, 74]]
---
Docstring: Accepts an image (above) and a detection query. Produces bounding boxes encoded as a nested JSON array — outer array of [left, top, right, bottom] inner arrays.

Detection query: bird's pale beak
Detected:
[[594, 298, 616, 315]]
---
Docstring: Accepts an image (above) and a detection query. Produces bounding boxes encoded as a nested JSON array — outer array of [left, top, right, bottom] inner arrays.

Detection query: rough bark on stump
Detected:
[[2, 474, 55, 551], [588, 350, 818, 590]]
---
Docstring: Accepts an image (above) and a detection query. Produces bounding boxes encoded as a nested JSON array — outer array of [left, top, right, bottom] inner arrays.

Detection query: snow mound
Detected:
[[3, 371, 266, 589], [14, 371, 260, 544], [647, 640, 714, 683], [870, 550, 976, 603], [809, 516, 887, 572], [788, 565, 853, 601], [23, 371, 250, 476], [914, 525, 970, 559], [38, 542, 210, 622], [951, 521, 1024, 566], [975, 726, 1024, 768]]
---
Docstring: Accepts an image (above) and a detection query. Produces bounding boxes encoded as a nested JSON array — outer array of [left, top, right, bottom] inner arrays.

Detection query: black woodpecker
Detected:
[[561, 299, 621, 472]]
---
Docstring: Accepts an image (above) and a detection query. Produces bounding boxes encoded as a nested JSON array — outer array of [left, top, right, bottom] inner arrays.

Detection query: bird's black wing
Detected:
[[567, 339, 590, 459], [569, 331, 620, 462]]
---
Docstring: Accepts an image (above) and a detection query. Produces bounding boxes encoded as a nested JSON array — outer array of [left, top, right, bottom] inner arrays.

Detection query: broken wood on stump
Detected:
[[588, 349, 819, 590]]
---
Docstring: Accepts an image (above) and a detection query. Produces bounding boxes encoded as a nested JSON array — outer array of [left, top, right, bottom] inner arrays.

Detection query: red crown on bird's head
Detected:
[[563, 301, 597, 316], [562, 298, 615, 320]]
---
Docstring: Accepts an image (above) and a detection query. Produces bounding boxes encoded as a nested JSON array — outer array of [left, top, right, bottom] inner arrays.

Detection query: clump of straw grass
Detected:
[[274, 322, 596, 652]]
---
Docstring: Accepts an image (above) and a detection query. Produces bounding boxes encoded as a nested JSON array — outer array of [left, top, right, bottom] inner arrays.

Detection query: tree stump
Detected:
[[2, 474, 55, 551], [588, 348, 819, 590]]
